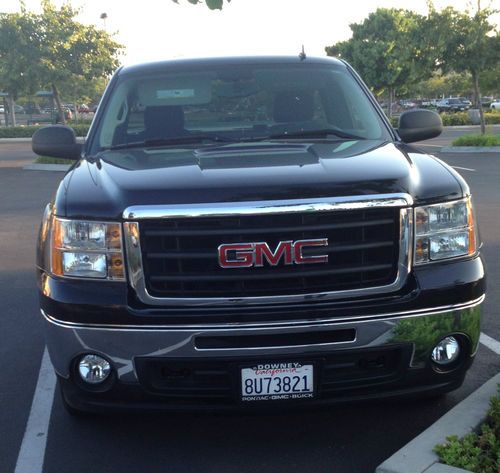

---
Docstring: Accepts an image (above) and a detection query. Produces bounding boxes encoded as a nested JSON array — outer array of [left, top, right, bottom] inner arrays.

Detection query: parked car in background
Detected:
[[24, 103, 42, 114], [400, 100, 417, 109], [78, 104, 90, 113], [43, 107, 73, 121], [481, 97, 494, 108], [458, 97, 472, 107], [437, 98, 468, 113], [490, 100, 500, 110], [0, 104, 24, 114]]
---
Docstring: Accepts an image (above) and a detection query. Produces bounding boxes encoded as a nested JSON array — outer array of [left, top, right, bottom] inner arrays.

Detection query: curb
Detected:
[[23, 164, 70, 172], [0, 137, 85, 143], [376, 372, 500, 473], [0, 138, 33, 143], [440, 146, 500, 153]]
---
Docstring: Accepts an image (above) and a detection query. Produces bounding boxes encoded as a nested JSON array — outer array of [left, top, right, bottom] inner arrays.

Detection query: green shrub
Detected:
[[0, 124, 90, 138], [71, 124, 90, 136], [386, 110, 500, 129], [435, 389, 500, 473], [452, 134, 500, 147], [485, 111, 500, 125], [441, 112, 470, 126], [34, 156, 73, 164], [389, 116, 398, 128], [0, 126, 45, 138]]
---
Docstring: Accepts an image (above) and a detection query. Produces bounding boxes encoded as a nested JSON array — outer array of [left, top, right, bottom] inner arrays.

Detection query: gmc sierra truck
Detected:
[[33, 56, 485, 414]]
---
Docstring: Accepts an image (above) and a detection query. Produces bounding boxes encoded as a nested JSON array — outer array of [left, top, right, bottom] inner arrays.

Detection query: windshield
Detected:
[[89, 62, 391, 154]]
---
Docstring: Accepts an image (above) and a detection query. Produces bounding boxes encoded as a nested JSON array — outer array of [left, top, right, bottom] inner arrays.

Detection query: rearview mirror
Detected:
[[398, 109, 442, 143], [32, 125, 82, 160]]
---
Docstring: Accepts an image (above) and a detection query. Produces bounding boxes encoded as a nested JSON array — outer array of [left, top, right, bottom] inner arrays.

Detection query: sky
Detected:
[[2, 0, 498, 66]]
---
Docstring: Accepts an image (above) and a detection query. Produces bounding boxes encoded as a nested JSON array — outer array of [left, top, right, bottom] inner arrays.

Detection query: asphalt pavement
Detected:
[[0, 127, 499, 473]]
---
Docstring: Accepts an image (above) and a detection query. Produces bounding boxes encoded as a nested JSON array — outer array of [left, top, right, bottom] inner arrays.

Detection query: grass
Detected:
[[34, 156, 74, 164], [452, 134, 500, 147], [434, 388, 500, 472]]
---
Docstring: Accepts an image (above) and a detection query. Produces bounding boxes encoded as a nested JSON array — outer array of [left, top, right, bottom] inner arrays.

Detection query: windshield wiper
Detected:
[[103, 134, 238, 151], [267, 128, 366, 141]]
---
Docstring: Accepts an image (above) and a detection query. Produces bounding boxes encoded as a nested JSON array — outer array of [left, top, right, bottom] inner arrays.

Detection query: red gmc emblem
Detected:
[[218, 239, 329, 268]]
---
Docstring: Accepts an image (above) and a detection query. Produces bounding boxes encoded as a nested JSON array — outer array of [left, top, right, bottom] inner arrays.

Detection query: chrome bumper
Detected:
[[42, 296, 483, 383]]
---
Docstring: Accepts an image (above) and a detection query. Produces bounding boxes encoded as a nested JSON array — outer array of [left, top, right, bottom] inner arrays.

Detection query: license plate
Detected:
[[241, 362, 314, 402]]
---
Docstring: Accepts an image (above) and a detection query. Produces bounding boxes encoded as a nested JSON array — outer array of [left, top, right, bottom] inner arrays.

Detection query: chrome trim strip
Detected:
[[123, 198, 413, 307], [41, 294, 485, 331], [193, 336, 358, 352], [123, 194, 413, 220]]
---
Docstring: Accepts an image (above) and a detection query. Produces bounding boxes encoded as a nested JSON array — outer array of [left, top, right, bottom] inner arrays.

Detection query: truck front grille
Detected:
[[138, 207, 401, 299]]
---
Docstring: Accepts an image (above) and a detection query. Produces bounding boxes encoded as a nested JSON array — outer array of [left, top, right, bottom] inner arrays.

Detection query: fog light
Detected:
[[78, 354, 111, 384], [431, 336, 460, 365]]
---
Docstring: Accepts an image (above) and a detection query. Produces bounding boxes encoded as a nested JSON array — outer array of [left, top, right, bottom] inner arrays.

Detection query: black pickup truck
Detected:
[[33, 56, 485, 414]]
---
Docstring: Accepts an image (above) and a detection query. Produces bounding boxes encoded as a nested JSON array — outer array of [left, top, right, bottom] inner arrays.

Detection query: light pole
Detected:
[[100, 12, 108, 30]]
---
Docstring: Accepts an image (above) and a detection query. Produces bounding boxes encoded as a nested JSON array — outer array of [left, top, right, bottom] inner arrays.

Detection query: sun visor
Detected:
[[137, 75, 213, 106]]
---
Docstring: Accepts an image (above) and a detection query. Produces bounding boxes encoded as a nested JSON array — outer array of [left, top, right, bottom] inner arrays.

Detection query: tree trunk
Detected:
[[472, 71, 486, 135], [51, 83, 66, 125], [7, 95, 16, 127], [387, 86, 394, 118], [2, 97, 9, 127]]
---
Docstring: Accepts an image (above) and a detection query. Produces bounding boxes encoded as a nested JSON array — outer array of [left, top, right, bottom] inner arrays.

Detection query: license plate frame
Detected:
[[240, 361, 315, 402]]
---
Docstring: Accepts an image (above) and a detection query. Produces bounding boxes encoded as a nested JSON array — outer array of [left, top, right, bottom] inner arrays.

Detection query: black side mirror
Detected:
[[32, 125, 82, 160], [398, 109, 442, 143]]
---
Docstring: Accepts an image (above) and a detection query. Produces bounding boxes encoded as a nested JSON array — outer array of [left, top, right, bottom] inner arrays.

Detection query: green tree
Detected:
[[424, 4, 499, 133], [480, 65, 500, 96], [172, 0, 231, 10], [0, 5, 42, 125], [37, 0, 123, 124], [0, 1, 122, 126], [325, 8, 429, 116], [409, 71, 472, 99]]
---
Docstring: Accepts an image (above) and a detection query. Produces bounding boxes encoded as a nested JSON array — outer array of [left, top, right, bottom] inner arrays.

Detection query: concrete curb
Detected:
[[0, 137, 85, 143], [376, 373, 500, 473], [23, 164, 70, 172], [440, 146, 500, 153], [0, 138, 33, 143]]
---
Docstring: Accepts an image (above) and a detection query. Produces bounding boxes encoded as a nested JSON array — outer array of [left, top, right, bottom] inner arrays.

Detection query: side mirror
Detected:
[[32, 125, 82, 160], [398, 109, 442, 143]]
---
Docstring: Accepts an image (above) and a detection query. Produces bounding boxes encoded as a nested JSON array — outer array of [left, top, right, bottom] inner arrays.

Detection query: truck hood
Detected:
[[57, 139, 465, 219]]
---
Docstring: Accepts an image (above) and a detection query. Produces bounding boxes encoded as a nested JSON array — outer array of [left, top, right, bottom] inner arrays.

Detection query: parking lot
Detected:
[[1, 127, 499, 473]]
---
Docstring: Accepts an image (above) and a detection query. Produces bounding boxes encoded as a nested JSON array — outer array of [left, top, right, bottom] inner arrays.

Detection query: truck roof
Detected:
[[119, 55, 345, 77]]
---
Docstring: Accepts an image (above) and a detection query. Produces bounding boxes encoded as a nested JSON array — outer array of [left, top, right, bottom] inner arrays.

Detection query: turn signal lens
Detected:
[[51, 218, 125, 280]]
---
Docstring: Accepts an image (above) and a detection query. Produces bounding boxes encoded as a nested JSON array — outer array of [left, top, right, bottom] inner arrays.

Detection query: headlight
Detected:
[[414, 197, 476, 264], [51, 218, 125, 280]]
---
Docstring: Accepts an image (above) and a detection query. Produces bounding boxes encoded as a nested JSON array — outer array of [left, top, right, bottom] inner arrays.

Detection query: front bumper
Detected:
[[44, 296, 483, 412]]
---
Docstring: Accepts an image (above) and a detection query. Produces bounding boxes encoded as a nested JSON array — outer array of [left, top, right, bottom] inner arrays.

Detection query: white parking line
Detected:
[[15, 347, 56, 473], [480, 332, 500, 355], [452, 166, 476, 172]]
